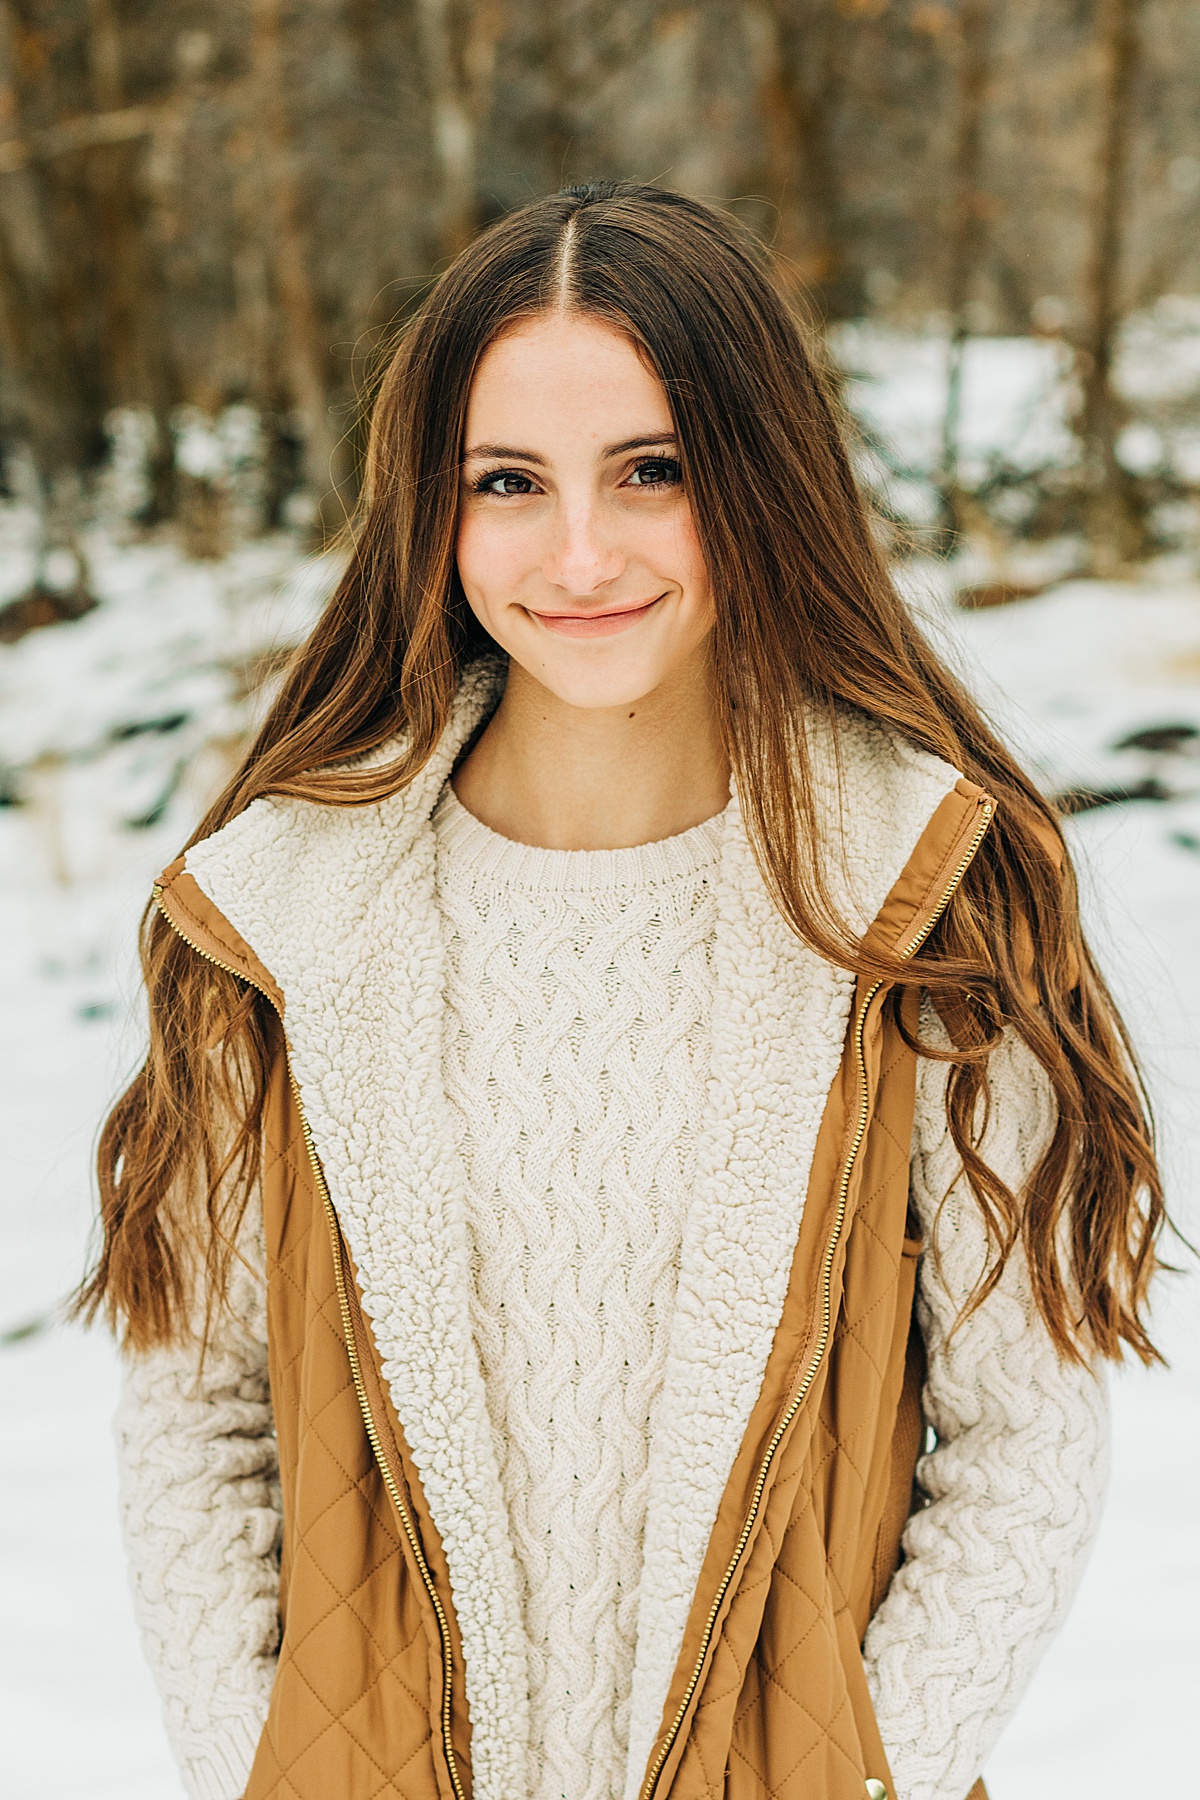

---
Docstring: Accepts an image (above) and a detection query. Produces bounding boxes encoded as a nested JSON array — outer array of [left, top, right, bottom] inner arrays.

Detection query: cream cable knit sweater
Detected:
[[115, 816, 1109, 1800], [435, 786, 724, 1800]]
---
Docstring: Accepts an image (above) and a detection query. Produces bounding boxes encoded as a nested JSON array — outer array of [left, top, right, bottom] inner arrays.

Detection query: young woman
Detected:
[[84, 183, 1163, 1800]]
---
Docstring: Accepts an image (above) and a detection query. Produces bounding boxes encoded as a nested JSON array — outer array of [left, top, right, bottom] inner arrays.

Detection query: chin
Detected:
[[522, 645, 680, 712]]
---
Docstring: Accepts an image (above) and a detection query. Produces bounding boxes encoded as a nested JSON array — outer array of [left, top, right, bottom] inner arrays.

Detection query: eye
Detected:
[[626, 457, 682, 488], [472, 468, 539, 497]]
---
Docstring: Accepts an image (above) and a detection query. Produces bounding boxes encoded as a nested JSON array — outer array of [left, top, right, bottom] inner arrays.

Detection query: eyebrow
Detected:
[[463, 432, 679, 464]]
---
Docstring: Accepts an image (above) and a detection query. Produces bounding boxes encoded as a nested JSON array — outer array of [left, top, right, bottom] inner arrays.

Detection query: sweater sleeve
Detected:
[[114, 1190, 280, 1800], [862, 1002, 1110, 1800]]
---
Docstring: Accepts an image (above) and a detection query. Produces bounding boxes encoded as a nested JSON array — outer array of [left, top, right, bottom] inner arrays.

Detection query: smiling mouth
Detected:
[[528, 595, 664, 639]]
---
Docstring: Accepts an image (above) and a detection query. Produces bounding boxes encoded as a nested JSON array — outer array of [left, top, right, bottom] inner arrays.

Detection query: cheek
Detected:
[[456, 514, 538, 640], [666, 506, 711, 607], [455, 513, 496, 608]]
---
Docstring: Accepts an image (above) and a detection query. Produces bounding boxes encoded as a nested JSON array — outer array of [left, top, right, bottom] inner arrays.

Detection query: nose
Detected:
[[541, 495, 625, 597]]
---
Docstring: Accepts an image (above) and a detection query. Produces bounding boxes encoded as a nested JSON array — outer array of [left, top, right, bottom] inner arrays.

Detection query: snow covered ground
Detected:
[[0, 511, 328, 1800], [925, 576, 1200, 1800], [1, 504, 1197, 1797]]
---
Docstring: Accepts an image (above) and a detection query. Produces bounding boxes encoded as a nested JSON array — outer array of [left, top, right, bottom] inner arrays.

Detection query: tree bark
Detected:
[[247, 0, 345, 535], [0, 1, 96, 474], [0, 0, 100, 587], [941, 0, 992, 528], [414, 0, 503, 260], [1079, 0, 1144, 572], [755, 0, 844, 313], [81, 0, 177, 519]]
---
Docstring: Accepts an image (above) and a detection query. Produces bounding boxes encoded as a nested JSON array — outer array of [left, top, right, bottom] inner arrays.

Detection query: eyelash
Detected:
[[470, 456, 683, 497]]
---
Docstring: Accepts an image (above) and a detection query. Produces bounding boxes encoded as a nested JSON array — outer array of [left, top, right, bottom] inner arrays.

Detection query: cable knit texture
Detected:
[[114, 1195, 279, 1800], [116, 669, 1110, 1800], [863, 1002, 1110, 1800], [435, 784, 724, 1800]]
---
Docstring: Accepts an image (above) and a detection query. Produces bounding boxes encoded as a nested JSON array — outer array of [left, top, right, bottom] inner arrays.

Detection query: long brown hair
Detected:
[[80, 180, 1165, 1363]]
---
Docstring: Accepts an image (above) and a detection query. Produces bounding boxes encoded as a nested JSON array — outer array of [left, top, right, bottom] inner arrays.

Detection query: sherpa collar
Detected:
[[181, 660, 962, 1800]]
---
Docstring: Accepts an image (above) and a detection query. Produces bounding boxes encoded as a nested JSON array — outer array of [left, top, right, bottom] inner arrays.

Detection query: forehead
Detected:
[[465, 313, 672, 440]]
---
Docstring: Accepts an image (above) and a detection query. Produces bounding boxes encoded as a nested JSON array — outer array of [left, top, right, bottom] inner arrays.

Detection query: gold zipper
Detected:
[[898, 797, 994, 961], [153, 788, 991, 1800], [636, 793, 993, 1800], [152, 884, 468, 1800], [291, 1077, 468, 1800]]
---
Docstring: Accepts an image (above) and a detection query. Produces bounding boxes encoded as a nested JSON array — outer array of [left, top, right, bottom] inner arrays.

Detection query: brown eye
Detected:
[[474, 469, 537, 496], [627, 458, 682, 487]]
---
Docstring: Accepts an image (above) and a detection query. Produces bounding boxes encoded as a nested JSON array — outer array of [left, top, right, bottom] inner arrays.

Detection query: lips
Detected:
[[528, 595, 663, 638]]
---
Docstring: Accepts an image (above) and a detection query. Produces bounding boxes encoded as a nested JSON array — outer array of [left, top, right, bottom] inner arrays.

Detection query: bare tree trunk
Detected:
[[248, 0, 346, 538], [82, 0, 177, 523], [755, 0, 843, 313], [540, 0, 586, 194], [0, 0, 98, 593], [1079, 0, 1144, 573], [414, 0, 503, 260], [940, 0, 992, 535]]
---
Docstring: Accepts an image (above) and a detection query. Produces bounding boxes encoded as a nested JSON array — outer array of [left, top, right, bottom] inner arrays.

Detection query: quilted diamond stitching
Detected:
[[249, 1082, 444, 1797]]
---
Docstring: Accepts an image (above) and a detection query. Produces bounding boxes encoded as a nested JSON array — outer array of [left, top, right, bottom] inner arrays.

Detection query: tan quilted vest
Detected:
[[155, 778, 993, 1800]]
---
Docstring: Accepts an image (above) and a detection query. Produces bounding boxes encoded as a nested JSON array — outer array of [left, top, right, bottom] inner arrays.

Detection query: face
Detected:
[[456, 312, 715, 711]]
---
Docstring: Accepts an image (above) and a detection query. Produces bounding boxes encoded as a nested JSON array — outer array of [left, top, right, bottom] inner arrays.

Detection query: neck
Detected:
[[451, 652, 730, 850]]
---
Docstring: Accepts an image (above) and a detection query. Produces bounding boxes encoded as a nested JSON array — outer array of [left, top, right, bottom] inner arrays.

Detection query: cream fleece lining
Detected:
[[184, 662, 962, 1800]]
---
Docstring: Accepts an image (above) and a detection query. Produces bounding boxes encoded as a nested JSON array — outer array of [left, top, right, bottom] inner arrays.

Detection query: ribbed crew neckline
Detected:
[[433, 781, 729, 892]]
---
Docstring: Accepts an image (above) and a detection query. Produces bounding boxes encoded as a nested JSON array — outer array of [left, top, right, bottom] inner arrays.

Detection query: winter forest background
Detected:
[[1, 2, 1198, 1795]]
